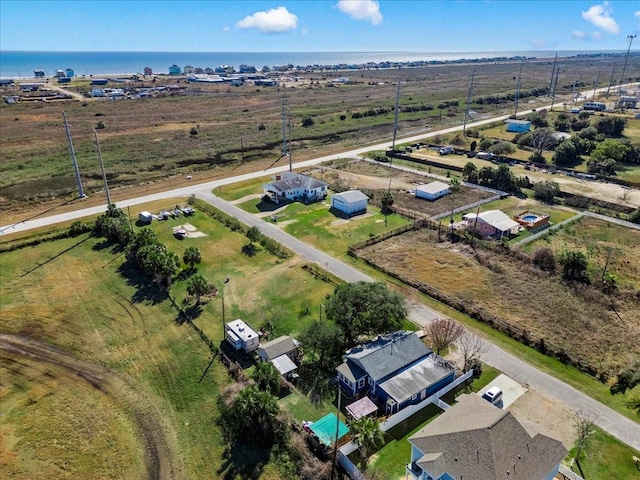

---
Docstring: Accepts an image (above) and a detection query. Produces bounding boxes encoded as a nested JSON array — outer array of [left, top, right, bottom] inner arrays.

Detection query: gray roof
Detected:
[[416, 181, 450, 195], [409, 394, 567, 480], [271, 354, 297, 375], [469, 210, 520, 232], [346, 331, 432, 383], [258, 335, 298, 361], [263, 172, 328, 194], [332, 190, 369, 203], [378, 355, 454, 404]]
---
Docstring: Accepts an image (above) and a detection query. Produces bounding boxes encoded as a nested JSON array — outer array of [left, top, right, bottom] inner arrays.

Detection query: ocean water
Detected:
[[0, 50, 624, 78]]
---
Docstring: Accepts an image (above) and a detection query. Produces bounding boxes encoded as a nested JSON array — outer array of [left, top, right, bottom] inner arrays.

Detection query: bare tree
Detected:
[[457, 332, 487, 372], [573, 410, 598, 465], [426, 318, 465, 355], [531, 128, 558, 156]]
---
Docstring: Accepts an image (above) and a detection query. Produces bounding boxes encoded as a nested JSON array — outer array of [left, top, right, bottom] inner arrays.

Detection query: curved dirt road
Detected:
[[0, 334, 182, 480]]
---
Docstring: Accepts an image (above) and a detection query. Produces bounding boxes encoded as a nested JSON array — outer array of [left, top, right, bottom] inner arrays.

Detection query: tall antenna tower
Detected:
[[514, 59, 524, 117], [463, 70, 476, 136], [93, 127, 111, 206], [62, 111, 86, 198], [391, 81, 401, 151], [550, 66, 560, 111], [281, 96, 288, 166], [547, 53, 558, 97]]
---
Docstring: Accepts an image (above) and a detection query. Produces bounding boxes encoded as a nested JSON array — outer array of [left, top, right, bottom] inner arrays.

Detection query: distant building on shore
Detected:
[[168, 64, 181, 75], [54, 69, 65, 78], [143, 66, 153, 75], [34, 69, 45, 78], [64, 68, 75, 78]]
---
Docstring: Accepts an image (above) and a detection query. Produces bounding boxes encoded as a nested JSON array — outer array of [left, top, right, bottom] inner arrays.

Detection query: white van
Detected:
[[482, 386, 503, 405]]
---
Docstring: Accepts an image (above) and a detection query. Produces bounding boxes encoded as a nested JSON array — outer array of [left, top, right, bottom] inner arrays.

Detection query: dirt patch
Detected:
[[0, 334, 183, 480], [173, 223, 206, 238]]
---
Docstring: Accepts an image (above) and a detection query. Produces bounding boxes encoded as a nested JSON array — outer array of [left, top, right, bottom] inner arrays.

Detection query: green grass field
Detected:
[[0, 206, 339, 479]]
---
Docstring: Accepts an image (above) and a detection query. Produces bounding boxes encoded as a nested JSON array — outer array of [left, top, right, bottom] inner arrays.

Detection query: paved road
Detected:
[[196, 192, 640, 451], [3, 86, 639, 450]]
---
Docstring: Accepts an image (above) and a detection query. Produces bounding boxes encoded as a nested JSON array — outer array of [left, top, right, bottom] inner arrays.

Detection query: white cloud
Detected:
[[301, 27, 309, 36], [590, 31, 602, 39], [635, 10, 640, 18], [236, 6, 298, 33], [572, 30, 587, 39], [336, 0, 383, 25], [581, 2, 619, 34]]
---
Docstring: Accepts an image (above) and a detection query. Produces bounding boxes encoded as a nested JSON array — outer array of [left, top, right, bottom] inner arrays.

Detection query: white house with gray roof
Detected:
[[331, 190, 369, 216], [263, 172, 328, 204], [336, 331, 455, 415], [406, 394, 567, 480]]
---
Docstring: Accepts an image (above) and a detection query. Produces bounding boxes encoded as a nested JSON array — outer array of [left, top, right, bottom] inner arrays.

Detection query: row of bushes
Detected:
[[0, 220, 92, 253]]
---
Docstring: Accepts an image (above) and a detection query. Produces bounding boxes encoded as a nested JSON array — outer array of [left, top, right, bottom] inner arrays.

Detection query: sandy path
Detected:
[[0, 334, 183, 480]]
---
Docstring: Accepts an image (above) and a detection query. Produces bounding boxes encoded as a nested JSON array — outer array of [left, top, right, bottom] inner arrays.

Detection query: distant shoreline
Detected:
[[1, 49, 634, 79]]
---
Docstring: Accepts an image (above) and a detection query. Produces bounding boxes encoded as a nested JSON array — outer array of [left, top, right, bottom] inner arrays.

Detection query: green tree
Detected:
[[246, 226, 261, 245], [462, 162, 478, 183], [136, 243, 180, 286], [558, 250, 589, 283], [186, 273, 212, 305], [478, 137, 493, 151], [595, 116, 626, 137], [224, 385, 282, 445], [533, 181, 560, 202], [380, 190, 394, 214], [591, 139, 630, 163], [350, 416, 385, 464], [299, 320, 345, 375], [252, 361, 281, 393], [552, 140, 578, 166], [127, 228, 159, 263], [324, 282, 407, 347], [182, 246, 201, 270], [488, 141, 516, 156]]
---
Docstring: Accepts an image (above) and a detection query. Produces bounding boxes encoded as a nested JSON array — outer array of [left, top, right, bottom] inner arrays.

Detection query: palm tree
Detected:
[[182, 246, 201, 271], [231, 386, 280, 443], [252, 361, 281, 393], [350, 416, 384, 465], [186, 274, 212, 305], [449, 177, 461, 239]]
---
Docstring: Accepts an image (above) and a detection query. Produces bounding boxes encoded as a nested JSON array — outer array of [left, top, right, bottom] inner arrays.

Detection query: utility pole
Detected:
[[281, 96, 287, 167], [62, 111, 86, 198], [570, 77, 577, 106], [330, 386, 342, 480], [92, 127, 111, 206], [548, 53, 558, 96], [549, 66, 560, 111], [463, 70, 476, 135], [221, 277, 229, 332], [288, 106, 293, 170], [240, 136, 244, 164], [592, 69, 600, 101], [514, 59, 524, 117], [391, 81, 401, 152], [605, 64, 616, 98], [619, 34, 637, 112]]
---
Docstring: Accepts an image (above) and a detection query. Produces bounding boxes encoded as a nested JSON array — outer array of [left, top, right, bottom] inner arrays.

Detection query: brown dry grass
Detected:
[[357, 229, 640, 376]]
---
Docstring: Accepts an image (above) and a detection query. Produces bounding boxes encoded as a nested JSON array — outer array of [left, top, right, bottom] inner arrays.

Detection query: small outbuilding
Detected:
[[415, 181, 451, 201], [464, 210, 520, 239], [505, 119, 531, 133], [225, 319, 260, 353], [258, 335, 300, 363], [90, 78, 108, 85], [331, 190, 369, 216]]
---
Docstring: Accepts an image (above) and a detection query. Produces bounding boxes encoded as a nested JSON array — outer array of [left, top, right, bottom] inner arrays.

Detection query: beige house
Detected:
[[406, 394, 567, 480]]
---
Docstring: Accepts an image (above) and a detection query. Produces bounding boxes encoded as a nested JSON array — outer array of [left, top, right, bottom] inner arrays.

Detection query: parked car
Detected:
[[477, 151, 495, 160], [439, 146, 454, 155], [482, 386, 503, 405]]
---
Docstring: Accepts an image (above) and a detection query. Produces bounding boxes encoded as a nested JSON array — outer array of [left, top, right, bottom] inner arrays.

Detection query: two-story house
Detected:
[[336, 331, 455, 415]]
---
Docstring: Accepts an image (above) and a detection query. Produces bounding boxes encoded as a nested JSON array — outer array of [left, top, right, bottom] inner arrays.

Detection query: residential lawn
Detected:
[[214, 177, 269, 202], [0, 203, 337, 480], [615, 163, 640, 184], [278, 391, 334, 424], [566, 427, 640, 480]]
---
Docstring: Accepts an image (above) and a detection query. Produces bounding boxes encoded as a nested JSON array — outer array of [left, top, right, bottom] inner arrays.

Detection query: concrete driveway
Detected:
[[477, 374, 528, 409]]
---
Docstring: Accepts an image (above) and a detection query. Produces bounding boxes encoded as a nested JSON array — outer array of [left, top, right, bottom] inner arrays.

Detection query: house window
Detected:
[[368, 377, 373, 386], [357, 378, 365, 389], [411, 393, 418, 401]]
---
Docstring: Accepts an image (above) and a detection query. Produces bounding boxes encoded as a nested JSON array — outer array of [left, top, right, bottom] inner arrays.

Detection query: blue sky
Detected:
[[1, 0, 639, 52]]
